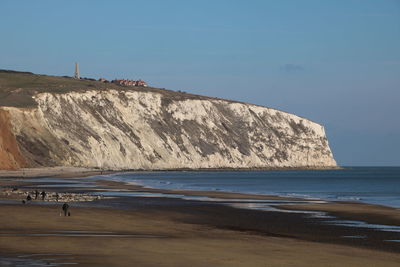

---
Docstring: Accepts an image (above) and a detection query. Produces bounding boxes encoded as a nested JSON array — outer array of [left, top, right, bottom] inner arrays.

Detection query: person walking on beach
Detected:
[[23, 194, 32, 204], [62, 203, 70, 216], [41, 191, 46, 200]]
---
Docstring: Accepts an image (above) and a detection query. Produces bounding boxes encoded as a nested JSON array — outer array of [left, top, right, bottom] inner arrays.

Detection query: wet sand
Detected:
[[1, 171, 400, 266], [278, 202, 400, 226], [1, 203, 400, 267]]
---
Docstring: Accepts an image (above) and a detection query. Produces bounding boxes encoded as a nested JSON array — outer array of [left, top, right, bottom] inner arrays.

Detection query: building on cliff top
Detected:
[[110, 79, 148, 87]]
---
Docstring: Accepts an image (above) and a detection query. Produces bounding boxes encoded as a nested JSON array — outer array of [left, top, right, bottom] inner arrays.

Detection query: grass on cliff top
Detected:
[[0, 69, 317, 125], [0, 69, 219, 108]]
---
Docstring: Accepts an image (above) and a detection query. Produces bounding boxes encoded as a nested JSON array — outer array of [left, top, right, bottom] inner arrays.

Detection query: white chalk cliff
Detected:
[[2, 89, 337, 169]]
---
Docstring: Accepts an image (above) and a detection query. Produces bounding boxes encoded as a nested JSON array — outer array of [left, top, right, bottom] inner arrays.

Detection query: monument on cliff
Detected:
[[74, 62, 80, 79]]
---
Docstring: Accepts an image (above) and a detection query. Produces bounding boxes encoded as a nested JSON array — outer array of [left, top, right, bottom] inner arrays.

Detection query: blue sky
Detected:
[[1, 0, 399, 166]]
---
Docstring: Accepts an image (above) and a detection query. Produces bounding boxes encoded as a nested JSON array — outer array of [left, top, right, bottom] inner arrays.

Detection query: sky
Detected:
[[1, 0, 399, 166]]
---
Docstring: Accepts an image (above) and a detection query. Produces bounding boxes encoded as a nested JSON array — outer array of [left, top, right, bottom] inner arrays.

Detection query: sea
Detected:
[[108, 167, 400, 209]]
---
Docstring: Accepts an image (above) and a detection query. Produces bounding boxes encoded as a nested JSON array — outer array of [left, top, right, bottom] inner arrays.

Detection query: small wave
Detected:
[[336, 196, 362, 201]]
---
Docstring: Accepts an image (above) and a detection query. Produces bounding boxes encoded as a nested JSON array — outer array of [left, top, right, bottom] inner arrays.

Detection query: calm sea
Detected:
[[109, 167, 400, 208]]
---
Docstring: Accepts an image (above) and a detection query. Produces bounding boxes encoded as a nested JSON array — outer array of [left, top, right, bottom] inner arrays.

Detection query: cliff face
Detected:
[[1, 89, 337, 170], [0, 109, 27, 170]]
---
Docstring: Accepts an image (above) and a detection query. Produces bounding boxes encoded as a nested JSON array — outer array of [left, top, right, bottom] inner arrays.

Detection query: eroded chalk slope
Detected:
[[4, 90, 337, 169]]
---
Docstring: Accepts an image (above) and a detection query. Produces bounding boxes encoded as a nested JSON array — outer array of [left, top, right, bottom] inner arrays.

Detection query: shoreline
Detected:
[[92, 178, 400, 230], [2, 166, 398, 216], [1, 166, 398, 221], [1, 169, 399, 266], [126, 180, 400, 210], [0, 167, 118, 179], [0, 165, 342, 178]]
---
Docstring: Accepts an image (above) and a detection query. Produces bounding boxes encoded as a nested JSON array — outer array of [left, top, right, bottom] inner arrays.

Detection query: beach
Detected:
[[1, 168, 400, 266], [1, 1, 398, 266]]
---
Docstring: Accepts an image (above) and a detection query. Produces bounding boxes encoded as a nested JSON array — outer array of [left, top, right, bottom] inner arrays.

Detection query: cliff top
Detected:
[[0, 69, 227, 108], [0, 69, 315, 124]]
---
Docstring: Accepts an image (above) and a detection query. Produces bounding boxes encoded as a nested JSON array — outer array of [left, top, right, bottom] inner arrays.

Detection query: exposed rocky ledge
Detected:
[[0, 187, 103, 202]]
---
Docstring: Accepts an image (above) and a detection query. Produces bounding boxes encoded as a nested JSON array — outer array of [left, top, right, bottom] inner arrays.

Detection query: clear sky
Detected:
[[1, 0, 399, 166]]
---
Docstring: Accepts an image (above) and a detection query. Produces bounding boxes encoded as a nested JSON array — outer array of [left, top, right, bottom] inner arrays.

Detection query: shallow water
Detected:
[[89, 189, 400, 237], [326, 220, 400, 232], [342, 235, 367, 239], [105, 167, 400, 208], [0, 254, 77, 266]]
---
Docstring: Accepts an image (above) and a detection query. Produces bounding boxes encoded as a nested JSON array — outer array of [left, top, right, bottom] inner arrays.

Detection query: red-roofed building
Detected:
[[111, 79, 148, 87]]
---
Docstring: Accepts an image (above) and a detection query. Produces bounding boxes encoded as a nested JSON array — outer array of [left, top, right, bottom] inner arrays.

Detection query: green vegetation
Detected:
[[0, 69, 230, 108], [0, 70, 132, 107]]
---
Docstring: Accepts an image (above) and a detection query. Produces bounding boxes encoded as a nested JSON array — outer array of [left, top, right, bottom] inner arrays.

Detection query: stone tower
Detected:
[[74, 62, 80, 79]]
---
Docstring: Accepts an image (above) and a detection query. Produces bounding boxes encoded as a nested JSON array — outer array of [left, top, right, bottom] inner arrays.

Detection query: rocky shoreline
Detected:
[[0, 187, 104, 203]]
